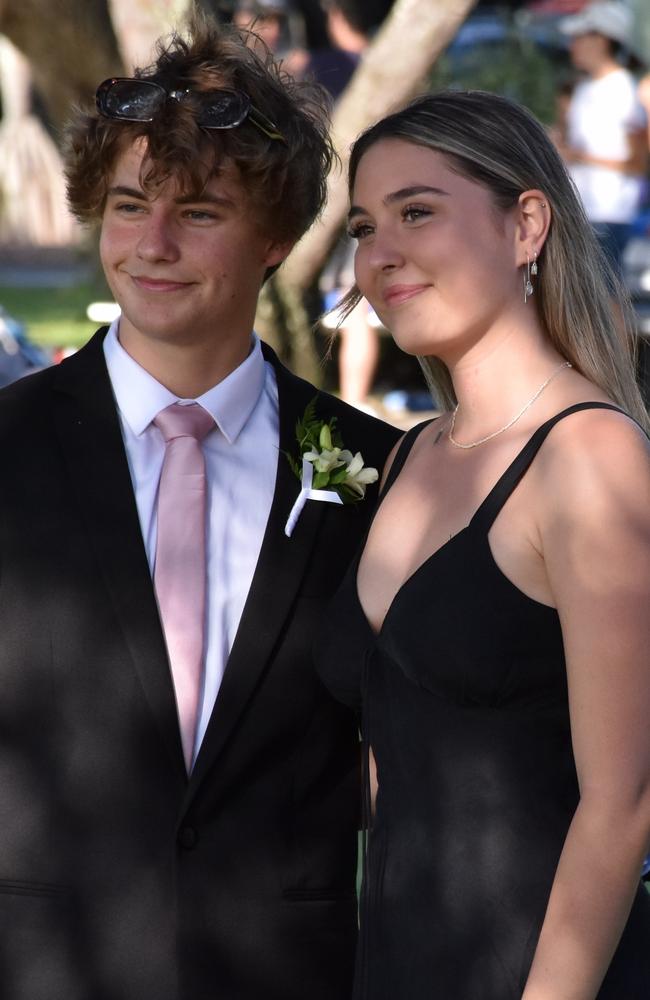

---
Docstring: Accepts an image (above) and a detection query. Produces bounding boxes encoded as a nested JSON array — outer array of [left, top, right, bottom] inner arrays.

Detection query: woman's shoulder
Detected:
[[541, 400, 647, 451], [535, 401, 650, 524]]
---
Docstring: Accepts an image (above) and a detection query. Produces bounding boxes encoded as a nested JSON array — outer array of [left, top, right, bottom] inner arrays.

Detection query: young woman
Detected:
[[316, 90, 650, 999]]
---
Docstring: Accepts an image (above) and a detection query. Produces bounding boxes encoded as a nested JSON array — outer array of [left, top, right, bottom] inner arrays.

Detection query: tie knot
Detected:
[[154, 402, 215, 444]]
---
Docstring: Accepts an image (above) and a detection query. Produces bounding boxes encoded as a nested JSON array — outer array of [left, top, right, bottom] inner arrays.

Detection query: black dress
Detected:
[[316, 403, 650, 1000]]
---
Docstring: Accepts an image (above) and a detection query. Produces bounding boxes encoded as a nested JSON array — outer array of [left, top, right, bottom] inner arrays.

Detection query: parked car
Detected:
[[0, 306, 51, 388]]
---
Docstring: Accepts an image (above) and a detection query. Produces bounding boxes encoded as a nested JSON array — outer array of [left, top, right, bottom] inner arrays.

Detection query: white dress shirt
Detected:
[[103, 321, 279, 759]]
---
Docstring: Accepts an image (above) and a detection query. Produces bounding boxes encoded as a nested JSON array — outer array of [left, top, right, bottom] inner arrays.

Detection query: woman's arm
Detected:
[[521, 410, 650, 1000]]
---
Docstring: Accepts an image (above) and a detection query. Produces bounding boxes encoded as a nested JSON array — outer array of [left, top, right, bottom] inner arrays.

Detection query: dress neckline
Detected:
[[355, 401, 625, 638]]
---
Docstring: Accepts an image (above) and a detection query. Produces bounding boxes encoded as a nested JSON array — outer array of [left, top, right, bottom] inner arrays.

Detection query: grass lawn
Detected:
[[0, 281, 114, 350]]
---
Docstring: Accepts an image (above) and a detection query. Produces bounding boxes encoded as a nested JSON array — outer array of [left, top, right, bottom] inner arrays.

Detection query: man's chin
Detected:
[[116, 314, 196, 350]]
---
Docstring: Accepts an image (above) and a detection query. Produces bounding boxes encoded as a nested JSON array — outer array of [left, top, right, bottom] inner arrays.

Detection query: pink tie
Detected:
[[154, 403, 215, 772]]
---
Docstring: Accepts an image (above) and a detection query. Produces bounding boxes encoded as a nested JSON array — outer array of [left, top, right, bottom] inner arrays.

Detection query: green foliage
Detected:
[[0, 281, 110, 349], [286, 396, 374, 503], [429, 21, 568, 125], [287, 395, 343, 479]]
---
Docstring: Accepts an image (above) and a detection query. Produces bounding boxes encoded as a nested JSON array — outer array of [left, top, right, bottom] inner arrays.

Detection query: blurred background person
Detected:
[[320, 235, 381, 413], [558, 0, 648, 270], [232, 0, 303, 58], [305, 1, 383, 412], [299, 0, 370, 100]]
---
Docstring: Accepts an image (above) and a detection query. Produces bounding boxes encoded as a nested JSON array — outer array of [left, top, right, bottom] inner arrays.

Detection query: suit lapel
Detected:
[[187, 350, 327, 794], [51, 331, 187, 781]]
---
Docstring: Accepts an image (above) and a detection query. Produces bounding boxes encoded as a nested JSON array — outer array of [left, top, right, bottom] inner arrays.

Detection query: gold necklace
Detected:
[[448, 361, 572, 449]]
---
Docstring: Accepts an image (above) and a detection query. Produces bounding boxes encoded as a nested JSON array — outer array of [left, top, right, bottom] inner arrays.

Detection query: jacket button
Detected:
[[178, 826, 198, 850]]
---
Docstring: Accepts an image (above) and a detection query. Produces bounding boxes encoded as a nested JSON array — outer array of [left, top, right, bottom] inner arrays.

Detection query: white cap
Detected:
[[559, 1, 632, 46]]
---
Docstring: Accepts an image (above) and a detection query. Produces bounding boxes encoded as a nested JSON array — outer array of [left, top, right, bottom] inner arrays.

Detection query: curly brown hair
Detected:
[[63, 11, 336, 245]]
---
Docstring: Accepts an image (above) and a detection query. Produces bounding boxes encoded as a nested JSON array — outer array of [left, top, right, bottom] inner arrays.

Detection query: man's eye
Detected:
[[184, 209, 216, 221], [115, 202, 144, 214]]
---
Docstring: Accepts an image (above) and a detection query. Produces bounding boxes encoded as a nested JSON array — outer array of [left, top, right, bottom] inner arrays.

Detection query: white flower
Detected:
[[343, 452, 379, 497], [303, 447, 347, 474], [286, 399, 379, 533]]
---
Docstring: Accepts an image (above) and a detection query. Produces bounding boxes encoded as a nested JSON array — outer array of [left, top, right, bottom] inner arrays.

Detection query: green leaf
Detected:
[[338, 484, 363, 504], [312, 470, 331, 490], [295, 396, 321, 453], [329, 466, 349, 485], [284, 449, 302, 481]]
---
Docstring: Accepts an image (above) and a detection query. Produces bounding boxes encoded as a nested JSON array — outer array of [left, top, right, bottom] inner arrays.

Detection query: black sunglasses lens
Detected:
[[197, 91, 250, 128], [102, 81, 163, 120]]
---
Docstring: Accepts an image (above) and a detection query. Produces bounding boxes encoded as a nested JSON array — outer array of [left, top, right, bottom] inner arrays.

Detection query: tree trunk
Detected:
[[0, 0, 196, 128], [108, 0, 194, 72], [278, 0, 479, 292], [0, 0, 123, 131], [272, 0, 477, 379]]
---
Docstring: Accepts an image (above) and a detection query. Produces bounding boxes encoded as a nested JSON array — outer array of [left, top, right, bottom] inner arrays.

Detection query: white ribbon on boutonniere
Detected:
[[284, 457, 343, 537], [284, 398, 379, 538]]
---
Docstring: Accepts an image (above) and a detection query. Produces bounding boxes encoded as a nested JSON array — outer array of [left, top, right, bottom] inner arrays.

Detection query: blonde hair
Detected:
[[345, 90, 649, 432]]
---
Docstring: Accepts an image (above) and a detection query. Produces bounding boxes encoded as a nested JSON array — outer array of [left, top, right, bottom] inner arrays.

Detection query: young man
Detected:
[[0, 17, 399, 1000]]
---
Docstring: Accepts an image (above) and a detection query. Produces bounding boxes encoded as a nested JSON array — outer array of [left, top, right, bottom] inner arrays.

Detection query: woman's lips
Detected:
[[382, 284, 429, 306]]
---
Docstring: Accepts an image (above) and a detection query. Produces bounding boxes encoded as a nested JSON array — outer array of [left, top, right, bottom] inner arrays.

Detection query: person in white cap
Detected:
[[559, 0, 647, 269]]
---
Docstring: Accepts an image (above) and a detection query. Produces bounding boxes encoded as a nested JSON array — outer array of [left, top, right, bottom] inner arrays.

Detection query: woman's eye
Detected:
[[348, 221, 374, 240], [403, 205, 431, 222]]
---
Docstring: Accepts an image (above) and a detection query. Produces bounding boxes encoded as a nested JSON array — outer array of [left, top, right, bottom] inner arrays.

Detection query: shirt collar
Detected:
[[103, 320, 266, 443]]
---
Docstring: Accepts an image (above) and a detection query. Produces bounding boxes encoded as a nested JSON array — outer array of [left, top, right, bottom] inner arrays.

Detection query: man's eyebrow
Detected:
[[348, 184, 450, 221], [175, 191, 236, 208], [106, 185, 147, 200], [105, 185, 236, 209]]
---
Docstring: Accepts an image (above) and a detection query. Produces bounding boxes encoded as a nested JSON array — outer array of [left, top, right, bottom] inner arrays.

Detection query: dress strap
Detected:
[[470, 402, 625, 534], [379, 419, 434, 500]]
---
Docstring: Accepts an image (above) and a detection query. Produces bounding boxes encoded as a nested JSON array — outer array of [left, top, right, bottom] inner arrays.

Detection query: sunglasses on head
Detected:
[[95, 78, 286, 144]]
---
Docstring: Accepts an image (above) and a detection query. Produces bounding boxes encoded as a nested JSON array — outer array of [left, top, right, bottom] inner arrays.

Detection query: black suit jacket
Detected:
[[0, 330, 400, 1000]]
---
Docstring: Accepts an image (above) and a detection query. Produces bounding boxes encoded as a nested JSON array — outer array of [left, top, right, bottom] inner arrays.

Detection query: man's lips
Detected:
[[382, 284, 429, 306], [131, 275, 193, 292]]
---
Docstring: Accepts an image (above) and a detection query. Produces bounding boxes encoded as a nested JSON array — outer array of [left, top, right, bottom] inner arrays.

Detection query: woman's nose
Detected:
[[367, 230, 404, 272]]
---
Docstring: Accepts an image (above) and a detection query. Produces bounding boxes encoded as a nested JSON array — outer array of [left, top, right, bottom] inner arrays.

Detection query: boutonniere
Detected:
[[284, 397, 379, 537]]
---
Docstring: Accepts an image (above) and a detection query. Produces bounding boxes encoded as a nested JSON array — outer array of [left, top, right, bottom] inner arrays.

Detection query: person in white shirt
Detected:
[[559, 1, 648, 268], [0, 13, 399, 1000]]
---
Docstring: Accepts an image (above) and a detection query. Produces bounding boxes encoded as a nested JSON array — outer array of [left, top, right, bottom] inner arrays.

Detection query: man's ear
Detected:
[[263, 239, 296, 269], [514, 190, 551, 267]]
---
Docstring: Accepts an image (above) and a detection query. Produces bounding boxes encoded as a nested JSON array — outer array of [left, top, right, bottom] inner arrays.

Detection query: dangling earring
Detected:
[[524, 250, 537, 303]]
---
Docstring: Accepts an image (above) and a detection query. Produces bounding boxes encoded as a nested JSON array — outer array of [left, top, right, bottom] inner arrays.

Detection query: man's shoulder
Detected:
[[0, 362, 57, 410], [310, 387, 398, 441], [262, 341, 400, 459], [0, 330, 107, 434]]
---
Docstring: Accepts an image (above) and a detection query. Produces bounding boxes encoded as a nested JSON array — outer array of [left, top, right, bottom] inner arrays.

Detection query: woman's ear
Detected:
[[514, 190, 551, 267]]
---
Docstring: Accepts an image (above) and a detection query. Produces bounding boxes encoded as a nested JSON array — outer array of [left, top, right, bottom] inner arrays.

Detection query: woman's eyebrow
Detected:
[[384, 184, 450, 204], [348, 184, 450, 220]]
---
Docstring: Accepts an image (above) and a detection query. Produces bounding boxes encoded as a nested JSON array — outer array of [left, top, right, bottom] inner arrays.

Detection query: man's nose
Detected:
[[136, 210, 180, 263]]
